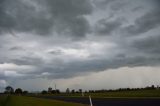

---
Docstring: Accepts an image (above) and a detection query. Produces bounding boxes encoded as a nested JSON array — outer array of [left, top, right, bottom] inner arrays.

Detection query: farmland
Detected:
[[37, 89, 160, 98], [0, 89, 160, 106], [0, 95, 88, 106]]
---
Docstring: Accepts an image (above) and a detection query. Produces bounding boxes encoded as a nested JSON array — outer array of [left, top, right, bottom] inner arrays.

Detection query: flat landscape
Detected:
[[32, 89, 160, 106], [0, 0, 160, 106], [41, 89, 160, 98], [35, 96, 160, 106], [1, 89, 160, 106], [0, 96, 88, 106]]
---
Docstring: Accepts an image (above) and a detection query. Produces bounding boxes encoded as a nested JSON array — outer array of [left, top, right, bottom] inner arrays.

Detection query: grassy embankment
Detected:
[[0, 95, 88, 106]]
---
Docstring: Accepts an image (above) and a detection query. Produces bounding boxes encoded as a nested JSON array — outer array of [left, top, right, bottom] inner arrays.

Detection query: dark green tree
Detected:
[[71, 89, 75, 94], [15, 88, 23, 94], [41, 90, 47, 94], [5, 86, 14, 94], [23, 91, 28, 95]]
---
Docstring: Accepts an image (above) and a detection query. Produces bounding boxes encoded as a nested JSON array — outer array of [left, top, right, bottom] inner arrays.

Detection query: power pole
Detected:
[[55, 84, 57, 94], [55, 84, 56, 90]]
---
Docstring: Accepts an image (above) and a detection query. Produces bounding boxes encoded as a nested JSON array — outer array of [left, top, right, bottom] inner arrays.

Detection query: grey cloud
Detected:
[[19, 52, 160, 80], [0, 0, 160, 90], [95, 18, 123, 35], [110, 1, 127, 11], [0, 0, 53, 35], [124, 10, 160, 36], [46, 0, 92, 38], [9, 46, 25, 51], [0, 0, 92, 37], [131, 35, 160, 54], [132, 6, 144, 12], [48, 50, 63, 55], [11, 56, 44, 66], [101, 0, 116, 5], [93, 0, 116, 8]]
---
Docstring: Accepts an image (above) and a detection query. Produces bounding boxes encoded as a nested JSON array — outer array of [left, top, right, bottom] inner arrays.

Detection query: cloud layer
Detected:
[[0, 0, 160, 91]]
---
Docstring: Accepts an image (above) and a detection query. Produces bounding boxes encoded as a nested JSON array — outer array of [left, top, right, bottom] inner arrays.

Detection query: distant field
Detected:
[[89, 90, 160, 98], [1, 90, 160, 106], [32, 90, 160, 106], [0, 95, 88, 106], [37, 89, 160, 98]]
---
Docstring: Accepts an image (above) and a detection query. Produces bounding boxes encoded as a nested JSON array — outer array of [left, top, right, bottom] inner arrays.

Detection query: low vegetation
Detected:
[[37, 89, 160, 98], [0, 96, 7, 106], [1, 85, 160, 106], [0, 96, 88, 106]]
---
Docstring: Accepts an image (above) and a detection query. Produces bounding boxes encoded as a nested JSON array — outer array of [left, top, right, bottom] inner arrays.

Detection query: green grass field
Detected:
[[0, 96, 88, 106], [0, 96, 8, 106], [89, 90, 160, 98], [0, 90, 160, 106], [39, 89, 160, 98]]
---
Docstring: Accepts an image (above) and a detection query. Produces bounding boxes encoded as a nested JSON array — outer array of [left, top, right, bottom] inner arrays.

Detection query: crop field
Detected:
[[32, 90, 160, 106], [87, 89, 160, 98], [37, 89, 160, 98], [0, 95, 88, 106], [1, 90, 160, 106]]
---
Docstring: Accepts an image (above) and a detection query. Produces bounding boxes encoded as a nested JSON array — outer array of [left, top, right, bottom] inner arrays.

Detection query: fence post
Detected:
[[89, 95, 93, 106]]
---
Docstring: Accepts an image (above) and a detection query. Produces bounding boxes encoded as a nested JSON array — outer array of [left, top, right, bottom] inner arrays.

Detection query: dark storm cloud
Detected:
[[48, 50, 63, 55], [0, 0, 53, 35], [93, 0, 116, 8], [95, 18, 123, 35], [124, 10, 160, 36], [24, 53, 160, 79], [0, 0, 92, 37], [9, 46, 25, 51], [110, 1, 127, 11], [131, 35, 160, 54], [0, 0, 160, 90], [45, 0, 92, 37], [101, 0, 116, 5], [11, 56, 44, 66]]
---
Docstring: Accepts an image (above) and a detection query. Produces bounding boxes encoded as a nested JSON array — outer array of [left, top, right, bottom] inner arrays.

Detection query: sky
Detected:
[[0, 0, 160, 92]]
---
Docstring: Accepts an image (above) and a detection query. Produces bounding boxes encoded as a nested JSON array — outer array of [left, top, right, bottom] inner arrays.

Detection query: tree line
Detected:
[[2, 85, 160, 95], [4, 86, 28, 95]]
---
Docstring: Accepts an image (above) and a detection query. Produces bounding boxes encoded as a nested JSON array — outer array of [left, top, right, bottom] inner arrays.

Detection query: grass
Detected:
[[0, 95, 88, 106], [0, 95, 9, 106], [88, 90, 160, 98], [1, 90, 160, 106], [38, 89, 160, 98]]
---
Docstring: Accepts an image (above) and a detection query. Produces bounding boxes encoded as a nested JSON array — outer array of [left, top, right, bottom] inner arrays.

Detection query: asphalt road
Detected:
[[36, 96, 160, 106]]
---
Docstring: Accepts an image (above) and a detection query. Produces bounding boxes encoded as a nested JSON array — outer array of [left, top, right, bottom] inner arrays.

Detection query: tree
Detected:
[[151, 85, 155, 89], [56, 89, 60, 94], [71, 89, 75, 94], [5, 86, 14, 94], [79, 89, 82, 93], [41, 90, 47, 94], [51, 90, 56, 94], [15, 88, 23, 94], [51, 89, 60, 94], [66, 88, 70, 94], [23, 91, 28, 95]]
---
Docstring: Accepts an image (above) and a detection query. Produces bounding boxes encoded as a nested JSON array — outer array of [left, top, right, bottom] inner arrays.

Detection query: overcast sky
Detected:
[[0, 0, 160, 92]]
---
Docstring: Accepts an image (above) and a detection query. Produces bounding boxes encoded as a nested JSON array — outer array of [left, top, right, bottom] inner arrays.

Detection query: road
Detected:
[[35, 96, 160, 106]]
